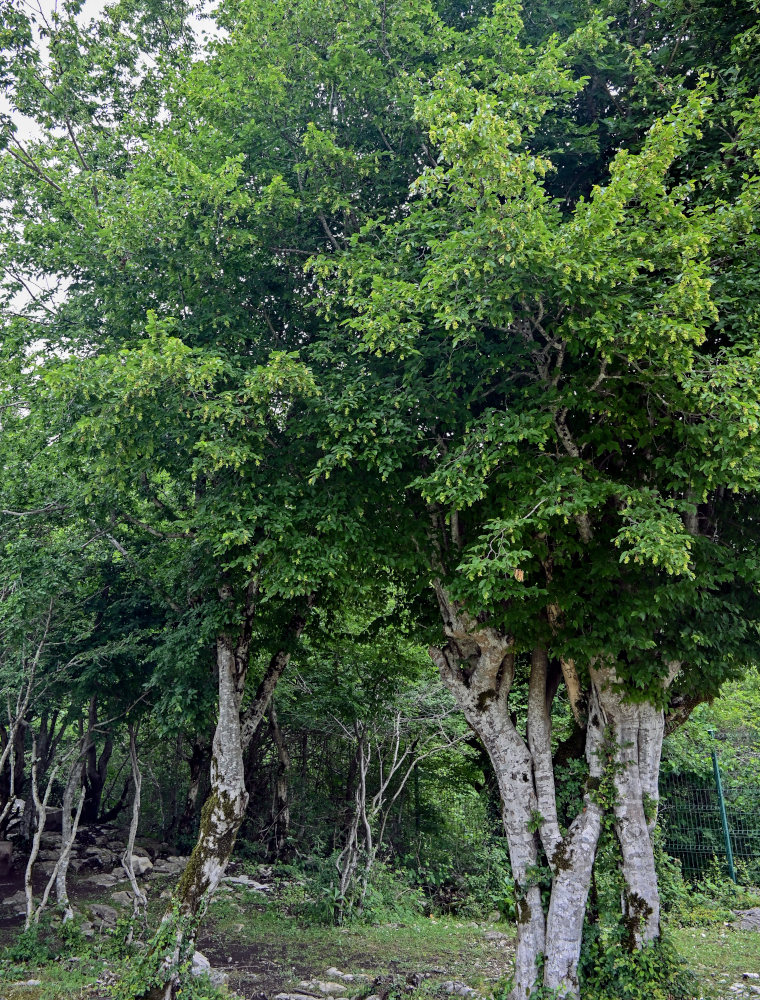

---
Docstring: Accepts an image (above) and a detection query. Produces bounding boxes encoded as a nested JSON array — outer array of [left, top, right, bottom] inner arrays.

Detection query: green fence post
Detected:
[[709, 729, 736, 884]]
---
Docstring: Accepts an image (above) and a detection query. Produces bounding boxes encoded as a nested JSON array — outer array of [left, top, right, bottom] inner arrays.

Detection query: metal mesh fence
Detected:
[[659, 771, 760, 885]]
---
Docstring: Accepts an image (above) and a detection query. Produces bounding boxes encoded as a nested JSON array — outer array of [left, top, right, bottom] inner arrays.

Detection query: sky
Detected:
[[4, 0, 220, 141]]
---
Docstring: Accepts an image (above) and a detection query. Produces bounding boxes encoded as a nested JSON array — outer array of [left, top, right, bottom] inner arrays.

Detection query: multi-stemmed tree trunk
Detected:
[[430, 585, 675, 1000]]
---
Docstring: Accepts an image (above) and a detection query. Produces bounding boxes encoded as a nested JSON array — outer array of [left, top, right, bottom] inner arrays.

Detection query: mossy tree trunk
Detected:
[[430, 587, 546, 1000], [430, 587, 630, 1000], [590, 664, 678, 948], [156, 592, 313, 1000]]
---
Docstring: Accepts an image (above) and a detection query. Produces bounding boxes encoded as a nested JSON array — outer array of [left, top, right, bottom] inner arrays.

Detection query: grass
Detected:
[[1, 882, 758, 1000], [199, 892, 513, 997], [671, 925, 760, 999]]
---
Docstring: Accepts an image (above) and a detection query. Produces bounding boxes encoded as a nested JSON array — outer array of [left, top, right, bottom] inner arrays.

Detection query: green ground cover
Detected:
[[2, 895, 759, 1000]]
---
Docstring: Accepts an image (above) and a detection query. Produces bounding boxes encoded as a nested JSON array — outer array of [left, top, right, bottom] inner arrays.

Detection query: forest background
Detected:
[[1, 0, 760, 998]]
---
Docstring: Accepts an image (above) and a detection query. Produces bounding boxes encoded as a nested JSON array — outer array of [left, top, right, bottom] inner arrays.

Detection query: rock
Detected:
[[483, 930, 509, 942], [744, 974, 760, 980], [192, 951, 211, 972], [132, 846, 151, 859], [1, 890, 26, 911], [223, 873, 270, 891], [324, 969, 367, 983], [85, 873, 119, 888], [80, 921, 95, 939], [151, 857, 187, 876], [131, 855, 153, 876], [84, 846, 116, 868], [735, 908, 760, 931], [275, 994, 322, 1000], [190, 952, 229, 987], [299, 983, 347, 997], [111, 891, 133, 906], [441, 983, 478, 998], [89, 903, 119, 930]]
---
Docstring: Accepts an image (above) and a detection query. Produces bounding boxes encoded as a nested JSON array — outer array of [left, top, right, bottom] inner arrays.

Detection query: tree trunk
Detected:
[[175, 633, 250, 921], [176, 738, 211, 839], [83, 697, 113, 823], [174, 596, 312, 923], [121, 723, 148, 937], [430, 586, 544, 1000], [268, 703, 290, 861], [590, 664, 676, 948], [55, 743, 86, 921], [542, 687, 606, 997]]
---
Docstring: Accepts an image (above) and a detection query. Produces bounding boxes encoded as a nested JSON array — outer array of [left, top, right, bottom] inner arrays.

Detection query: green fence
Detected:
[[659, 766, 760, 885]]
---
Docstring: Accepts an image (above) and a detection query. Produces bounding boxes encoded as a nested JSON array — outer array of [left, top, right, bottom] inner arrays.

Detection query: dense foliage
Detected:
[[1, 0, 759, 997]]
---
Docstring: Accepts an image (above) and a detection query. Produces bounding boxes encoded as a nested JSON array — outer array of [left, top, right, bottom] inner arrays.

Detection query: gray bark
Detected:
[[430, 585, 544, 1000], [175, 593, 312, 923], [54, 742, 87, 921], [527, 646, 561, 864], [25, 739, 60, 930], [175, 632, 250, 921], [590, 663, 678, 947], [121, 723, 148, 932], [542, 686, 606, 997]]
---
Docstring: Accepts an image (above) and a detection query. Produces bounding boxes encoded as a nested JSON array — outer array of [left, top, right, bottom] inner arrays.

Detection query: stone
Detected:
[[324, 969, 367, 983], [111, 891, 133, 906], [1, 890, 26, 911], [85, 873, 119, 888], [223, 873, 269, 891], [151, 858, 186, 876], [483, 930, 509, 942], [735, 908, 760, 931], [131, 855, 153, 876], [441, 983, 478, 998], [89, 903, 119, 929], [744, 974, 760, 980], [84, 847, 116, 868], [190, 952, 229, 987], [299, 983, 347, 997]]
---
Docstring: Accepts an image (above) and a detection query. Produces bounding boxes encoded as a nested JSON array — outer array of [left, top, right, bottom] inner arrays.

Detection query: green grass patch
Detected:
[[671, 926, 760, 999]]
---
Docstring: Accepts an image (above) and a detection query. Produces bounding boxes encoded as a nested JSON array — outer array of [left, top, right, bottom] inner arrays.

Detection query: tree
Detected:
[[312, 2, 760, 994]]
